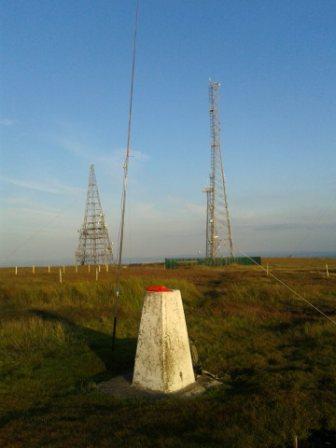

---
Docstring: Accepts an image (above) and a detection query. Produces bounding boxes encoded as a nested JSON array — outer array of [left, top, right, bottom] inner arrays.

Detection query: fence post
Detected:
[[48, 265, 51, 273], [96, 268, 99, 281], [293, 434, 298, 448], [15, 266, 18, 276], [105, 264, 109, 272], [59, 268, 63, 284], [266, 263, 269, 276], [75, 265, 78, 273], [32, 265, 35, 274], [326, 264, 330, 278], [88, 264, 91, 273]]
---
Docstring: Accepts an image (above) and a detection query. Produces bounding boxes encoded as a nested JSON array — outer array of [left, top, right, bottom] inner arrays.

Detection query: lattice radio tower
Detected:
[[204, 81, 234, 259], [76, 164, 113, 265]]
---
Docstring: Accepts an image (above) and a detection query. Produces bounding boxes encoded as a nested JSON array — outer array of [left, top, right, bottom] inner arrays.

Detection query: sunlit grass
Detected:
[[0, 262, 336, 447]]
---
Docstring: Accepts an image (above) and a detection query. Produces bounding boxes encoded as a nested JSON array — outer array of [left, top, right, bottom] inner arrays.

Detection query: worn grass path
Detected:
[[0, 261, 336, 447]]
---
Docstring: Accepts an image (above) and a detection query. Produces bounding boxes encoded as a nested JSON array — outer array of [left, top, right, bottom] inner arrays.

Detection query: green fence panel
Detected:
[[165, 257, 261, 269]]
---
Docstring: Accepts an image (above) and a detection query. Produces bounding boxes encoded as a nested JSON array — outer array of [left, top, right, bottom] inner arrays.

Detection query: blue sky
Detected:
[[1, 0, 335, 264]]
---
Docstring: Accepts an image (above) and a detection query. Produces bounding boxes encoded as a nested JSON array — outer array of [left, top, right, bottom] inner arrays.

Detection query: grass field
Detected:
[[1, 259, 336, 447]]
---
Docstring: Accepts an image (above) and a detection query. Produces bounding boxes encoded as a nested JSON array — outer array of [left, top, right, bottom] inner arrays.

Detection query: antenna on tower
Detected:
[[204, 81, 234, 259], [76, 164, 113, 265]]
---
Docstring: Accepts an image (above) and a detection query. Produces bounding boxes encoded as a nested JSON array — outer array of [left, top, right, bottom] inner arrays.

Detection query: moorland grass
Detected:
[[0, 263, 336, 447]]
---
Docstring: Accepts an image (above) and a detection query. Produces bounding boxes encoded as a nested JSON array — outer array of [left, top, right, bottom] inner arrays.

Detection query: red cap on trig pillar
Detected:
[[146, 285, 172, 293]]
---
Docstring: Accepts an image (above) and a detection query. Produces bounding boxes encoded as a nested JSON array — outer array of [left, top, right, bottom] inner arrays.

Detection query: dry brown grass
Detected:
[[1, 258, 336, 447]]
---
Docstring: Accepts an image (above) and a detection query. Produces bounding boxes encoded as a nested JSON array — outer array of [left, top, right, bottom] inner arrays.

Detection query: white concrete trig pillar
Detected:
[[133, 285, 195, 393]]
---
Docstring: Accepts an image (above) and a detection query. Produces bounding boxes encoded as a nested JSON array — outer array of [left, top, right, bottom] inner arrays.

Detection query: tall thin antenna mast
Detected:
[[205, 81, 234, 259], [112, 0, 140, 348]]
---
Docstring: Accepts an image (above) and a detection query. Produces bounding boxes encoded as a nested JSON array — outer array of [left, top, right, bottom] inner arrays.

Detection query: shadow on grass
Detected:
[[29, 309, 137, 381], [0, 309, 136, 429]]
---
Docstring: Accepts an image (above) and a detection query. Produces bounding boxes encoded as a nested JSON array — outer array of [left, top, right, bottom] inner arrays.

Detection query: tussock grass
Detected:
[[0, 316, 68, 353]]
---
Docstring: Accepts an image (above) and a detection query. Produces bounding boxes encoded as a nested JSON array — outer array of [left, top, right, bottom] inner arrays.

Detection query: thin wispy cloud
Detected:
[[3, 196, 59, 211], [5, 206, 61, 219], [0, 118, 14, 126], [0, 175, 84, 195], [166, 195, 204, 216], [59, 136, 149, 168], [59, 137, 92, 160], [130, 150, 149, 162]]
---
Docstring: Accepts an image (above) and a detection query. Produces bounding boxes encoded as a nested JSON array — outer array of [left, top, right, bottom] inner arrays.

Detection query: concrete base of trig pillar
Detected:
[[132, 286, 195, 393]]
